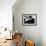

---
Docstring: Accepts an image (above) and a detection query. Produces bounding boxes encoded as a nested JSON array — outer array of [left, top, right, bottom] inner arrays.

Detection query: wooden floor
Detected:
[[0, 39, 16, 46]]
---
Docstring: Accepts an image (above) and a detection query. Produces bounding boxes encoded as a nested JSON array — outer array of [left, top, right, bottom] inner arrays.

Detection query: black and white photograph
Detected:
[[22, 14, 37, 26]]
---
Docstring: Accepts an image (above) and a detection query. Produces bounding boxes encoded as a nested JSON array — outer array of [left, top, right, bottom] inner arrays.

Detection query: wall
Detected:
[[41, 0, 46, 46], [0, 0, 16, 30], [13, 0, 41, 46]]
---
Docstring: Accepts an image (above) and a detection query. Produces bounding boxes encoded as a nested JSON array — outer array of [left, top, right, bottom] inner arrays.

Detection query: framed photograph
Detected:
[[22, 14, 37, 26]]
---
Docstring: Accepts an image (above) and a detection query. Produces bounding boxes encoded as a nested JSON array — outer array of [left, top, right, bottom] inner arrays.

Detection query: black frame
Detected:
[[22, 14, 37, 26]]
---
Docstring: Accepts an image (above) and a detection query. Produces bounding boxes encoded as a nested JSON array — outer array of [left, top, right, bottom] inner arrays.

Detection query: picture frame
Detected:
[[22, 14, 37, 26]]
